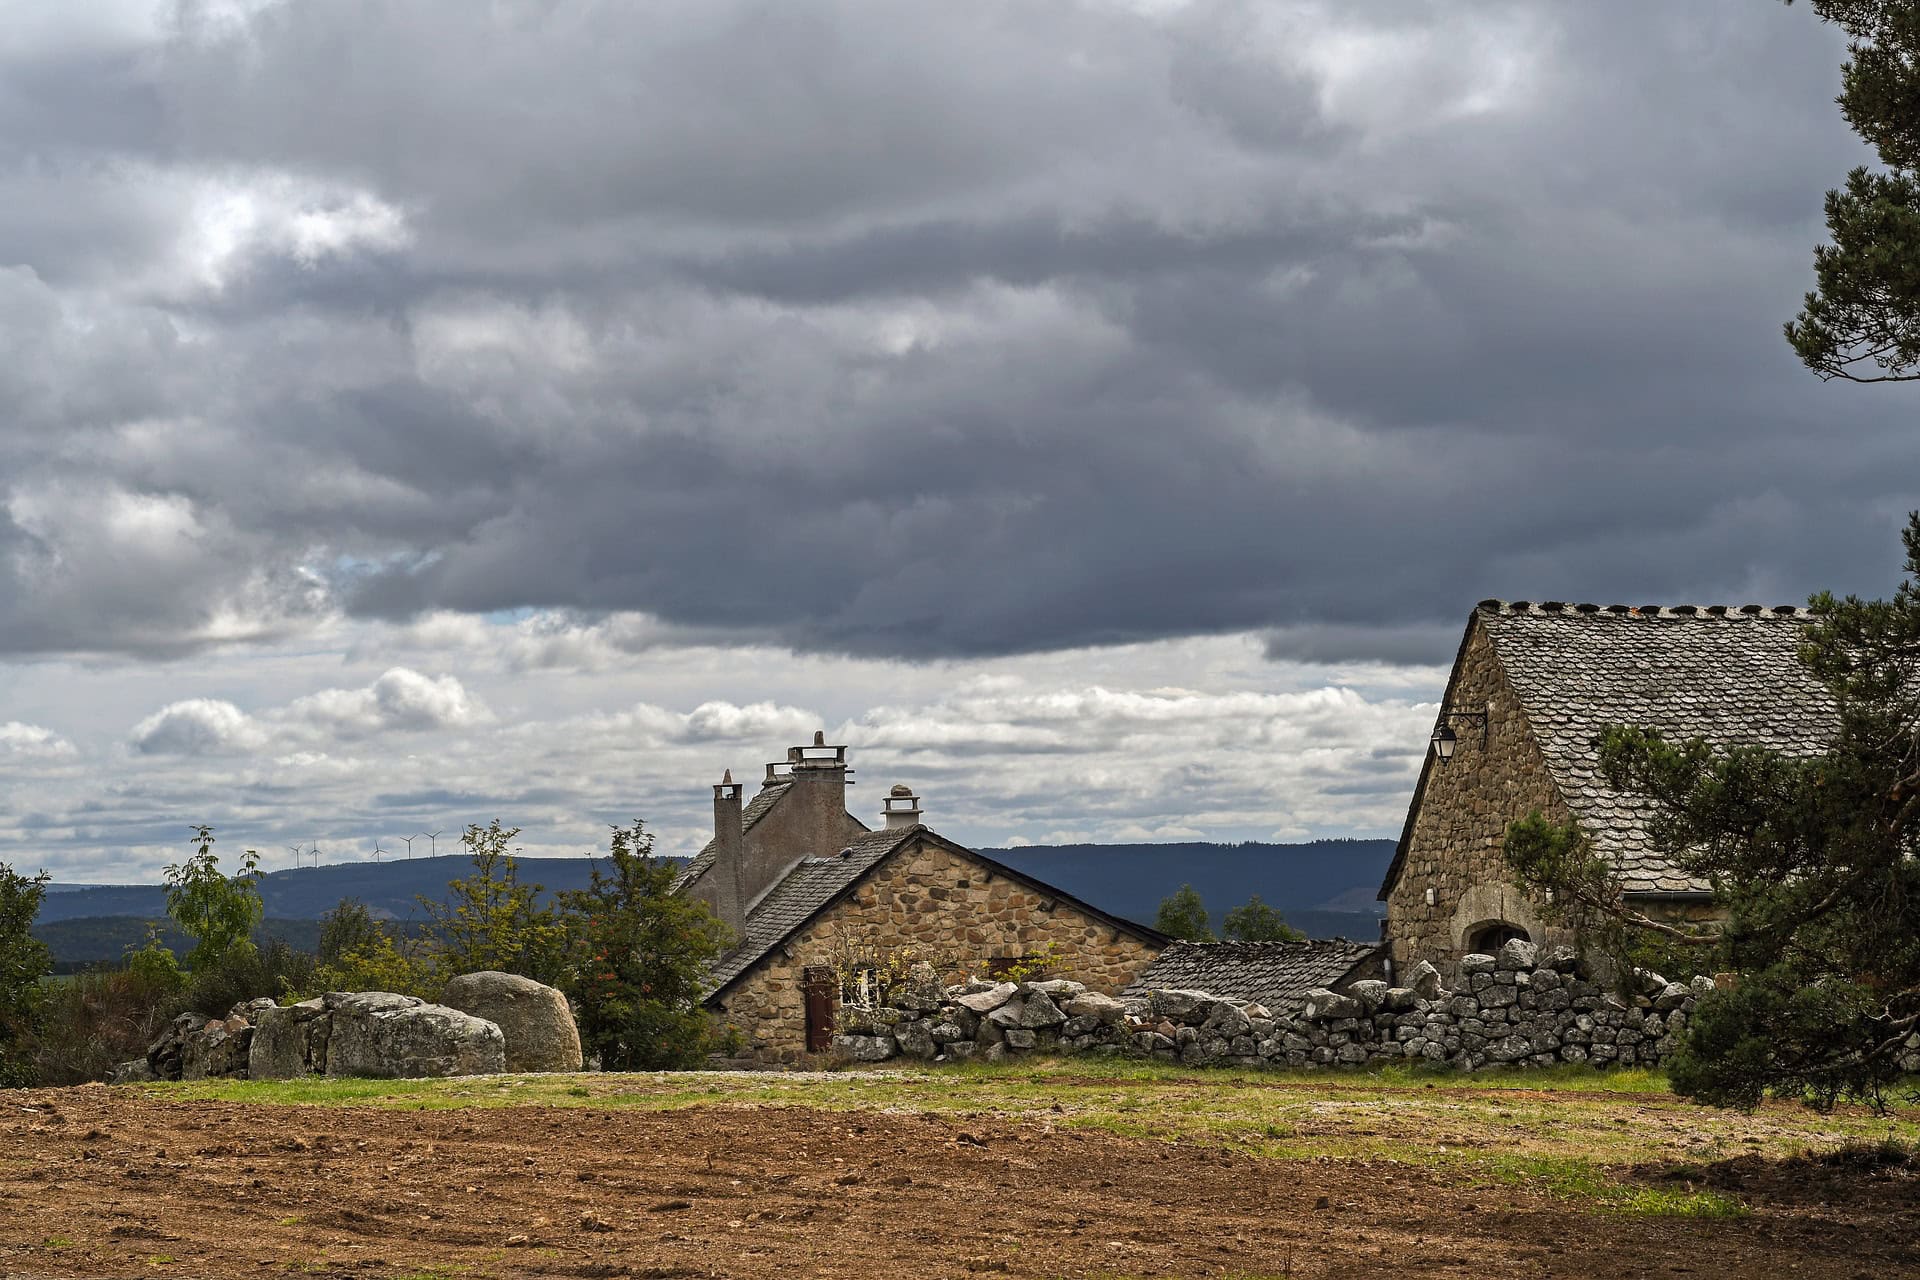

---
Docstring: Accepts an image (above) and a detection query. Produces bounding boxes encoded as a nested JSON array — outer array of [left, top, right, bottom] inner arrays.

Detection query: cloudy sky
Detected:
[[1, 0, 1910, 882]]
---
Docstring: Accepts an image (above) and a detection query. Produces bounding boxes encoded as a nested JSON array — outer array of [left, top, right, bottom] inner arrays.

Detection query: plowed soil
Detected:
[[1, 1086, 1915, 1279]]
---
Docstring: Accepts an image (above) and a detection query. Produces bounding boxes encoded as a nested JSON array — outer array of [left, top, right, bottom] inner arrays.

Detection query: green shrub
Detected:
[[30, 966, 185, 1085], [310, 931, 439, 1001], [560, 820, 737, 1070], [182, 938, 317, 1017], [0, 862, 52, 1087]]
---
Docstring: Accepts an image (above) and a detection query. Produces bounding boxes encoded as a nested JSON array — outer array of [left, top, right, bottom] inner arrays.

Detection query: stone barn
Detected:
[[675, 735, 1168, 1063], [1380, 600, 1836, 980]]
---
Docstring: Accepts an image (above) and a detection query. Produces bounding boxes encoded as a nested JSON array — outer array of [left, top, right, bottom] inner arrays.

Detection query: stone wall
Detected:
[[1383, 620, 1576, 980], [832, 939, 1707, 1072], [713, 836, 1162, 1065]]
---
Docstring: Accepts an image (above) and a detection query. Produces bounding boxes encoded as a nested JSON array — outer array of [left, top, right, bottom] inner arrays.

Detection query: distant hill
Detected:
[[40, 855, 613, 927], [979, 839, 1393, 937], [36, 917, 328, 974], [35, 839, 1395, 967]]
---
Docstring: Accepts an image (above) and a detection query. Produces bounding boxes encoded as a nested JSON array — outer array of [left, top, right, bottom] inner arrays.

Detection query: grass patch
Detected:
[[134, 1056, 1920, 1220]]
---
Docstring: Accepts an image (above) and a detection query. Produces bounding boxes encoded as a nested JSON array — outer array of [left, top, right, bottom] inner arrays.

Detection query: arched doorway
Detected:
[[1468, 921, 1530, 954]]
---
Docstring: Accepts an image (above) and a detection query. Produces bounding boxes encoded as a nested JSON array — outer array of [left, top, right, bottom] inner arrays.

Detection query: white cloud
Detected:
[[0, 721, 76, 759], [129, 668, 489, 756], [130, 698, 265, 756], [283, 667, 492, 738]]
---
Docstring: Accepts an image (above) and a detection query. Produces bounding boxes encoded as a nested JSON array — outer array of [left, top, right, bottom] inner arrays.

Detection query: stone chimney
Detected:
[[709, 769, 747, 943], [779, 730, 854, 854], [883, 783, 922, 830]]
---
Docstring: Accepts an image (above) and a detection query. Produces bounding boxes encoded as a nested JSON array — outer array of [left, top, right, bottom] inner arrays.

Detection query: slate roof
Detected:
[[704, 825, 916, 993], [1439, 601, 1836, 894], [672, 781, 794, 894], [1122, 939, 1380, 1010]]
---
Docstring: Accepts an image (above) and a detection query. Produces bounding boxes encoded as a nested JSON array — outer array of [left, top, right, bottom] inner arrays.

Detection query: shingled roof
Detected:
[[1122, 939, 1380, 1010], [1393, 601, 1838, 896]]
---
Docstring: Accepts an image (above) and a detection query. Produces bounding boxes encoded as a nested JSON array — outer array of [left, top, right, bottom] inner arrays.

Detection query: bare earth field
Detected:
[[2, 1064, 1918, 1279]]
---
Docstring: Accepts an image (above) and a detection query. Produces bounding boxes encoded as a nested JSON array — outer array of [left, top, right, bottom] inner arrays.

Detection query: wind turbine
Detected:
[[286, 843, 305, 870], [423, 829, 444, 858], [371, 840, 388, 863], [398, 834, 418, 860], [309, 845, 324, 869]]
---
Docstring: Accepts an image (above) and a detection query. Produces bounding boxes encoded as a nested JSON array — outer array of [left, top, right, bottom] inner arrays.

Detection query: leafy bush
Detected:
[[317, 898, 384, 966], [30, 965, 186, 1085], [418, 821, 570, 986], [0, 862, 52, 1087], [559, 820, 736, 1070], [181, 938, 317, 1017], [310, 931, 439, 1001]]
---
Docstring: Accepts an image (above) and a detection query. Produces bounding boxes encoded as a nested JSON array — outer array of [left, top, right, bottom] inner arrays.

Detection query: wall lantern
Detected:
[[1430, 706, 1489, 764]]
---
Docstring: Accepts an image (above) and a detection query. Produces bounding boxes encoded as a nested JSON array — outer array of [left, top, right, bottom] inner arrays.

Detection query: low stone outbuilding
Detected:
[[676, 735, 1169, 1064], [1381, 600, 1837, 979], [1122, 939, 1384, 1014]]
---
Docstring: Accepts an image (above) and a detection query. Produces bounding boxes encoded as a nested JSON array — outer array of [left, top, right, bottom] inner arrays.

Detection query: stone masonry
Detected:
[[714, 836, 1160, 1065], [1382, 621, 1574, 980], [833, 939, 1712, 1072]]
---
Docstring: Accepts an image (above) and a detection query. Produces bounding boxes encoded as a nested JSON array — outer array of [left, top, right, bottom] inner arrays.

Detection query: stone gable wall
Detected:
[[1384, 621, 1575, 980], [712, 837, 1161, 1065]]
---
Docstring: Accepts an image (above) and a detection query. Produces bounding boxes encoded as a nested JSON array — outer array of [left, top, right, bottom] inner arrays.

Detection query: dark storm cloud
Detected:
[[0, 0, 1905, 666]]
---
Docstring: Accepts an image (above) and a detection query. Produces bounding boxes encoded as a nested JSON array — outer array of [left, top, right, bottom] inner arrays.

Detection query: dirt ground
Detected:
[[1, 1086, 1916, 1279]]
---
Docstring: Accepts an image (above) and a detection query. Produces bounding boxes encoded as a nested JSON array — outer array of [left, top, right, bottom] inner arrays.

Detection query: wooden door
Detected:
[[803, 966, 836, 1052]]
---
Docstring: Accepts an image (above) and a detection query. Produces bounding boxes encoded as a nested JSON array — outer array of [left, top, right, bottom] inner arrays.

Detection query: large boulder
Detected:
[[441, 972, 583, 1073], [323, 992, 505, 1079]]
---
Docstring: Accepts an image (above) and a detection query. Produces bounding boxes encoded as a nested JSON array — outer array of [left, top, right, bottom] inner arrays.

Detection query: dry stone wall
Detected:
[[833, 939, 1708, 1072]]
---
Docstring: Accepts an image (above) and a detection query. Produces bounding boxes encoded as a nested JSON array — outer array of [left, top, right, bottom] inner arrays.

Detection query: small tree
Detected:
[[1154, 884, 1214, 941], [317, 898, 384, 967], [418, 821, 569, 986], [164, 826, 264, 972], [0, 863, 52, 1087], [1221, 894, 1305, 942], [558, 820, 737, 1070]]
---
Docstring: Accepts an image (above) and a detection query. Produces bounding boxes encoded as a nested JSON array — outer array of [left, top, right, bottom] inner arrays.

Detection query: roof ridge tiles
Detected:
[[1474, 599, 1817, 620]]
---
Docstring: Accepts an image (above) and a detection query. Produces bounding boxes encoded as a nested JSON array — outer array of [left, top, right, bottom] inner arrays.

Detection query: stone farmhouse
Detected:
[[675, 734, 1168, 1064], [1380, 600, 1836, 979]]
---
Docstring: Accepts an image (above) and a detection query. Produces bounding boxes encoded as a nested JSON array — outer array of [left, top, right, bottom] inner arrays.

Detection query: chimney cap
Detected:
[[890, 783, 913, 797], [722, 769, 733, 784], [813, 729, 826, 746]]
